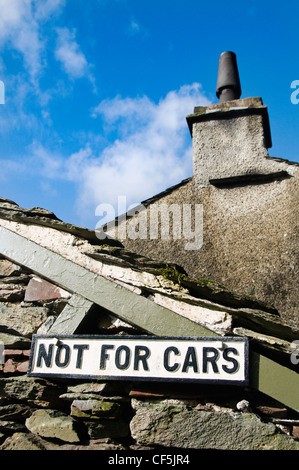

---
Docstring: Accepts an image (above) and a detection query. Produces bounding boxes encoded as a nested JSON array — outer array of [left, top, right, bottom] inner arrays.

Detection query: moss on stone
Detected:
[[158, 265, 187, 286]]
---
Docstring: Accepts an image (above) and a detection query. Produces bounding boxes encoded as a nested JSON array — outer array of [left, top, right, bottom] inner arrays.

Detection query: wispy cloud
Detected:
[[128, 19, 141, 35], [0, 0, 44, 82], [127, 18, 147, 37], [0, 0, 91, 92], [55, 27, 93, 81], [30, 140, 63, 178], [0, 0, 95, 140], [35, 0, 66, 20]]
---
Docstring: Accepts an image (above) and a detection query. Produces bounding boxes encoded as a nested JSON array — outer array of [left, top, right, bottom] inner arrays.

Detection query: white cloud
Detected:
[[0, 0, 93, 137], [0, 0, 65, 81], [0, 0, 29, 37], [55, 27, 92, 80], [0, 0, 43, 81], [30, 140, 63, 177], [0, 1, 88, 86], [35, 0, 65, 20], [68, 83, 211, 217]]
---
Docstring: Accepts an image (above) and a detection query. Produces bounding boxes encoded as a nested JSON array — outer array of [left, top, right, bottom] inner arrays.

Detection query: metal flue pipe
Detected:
[[216, 51, 241, 102]]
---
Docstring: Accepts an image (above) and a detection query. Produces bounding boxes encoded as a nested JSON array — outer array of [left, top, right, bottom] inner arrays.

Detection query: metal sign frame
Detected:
[[28, 334, 249, 386]]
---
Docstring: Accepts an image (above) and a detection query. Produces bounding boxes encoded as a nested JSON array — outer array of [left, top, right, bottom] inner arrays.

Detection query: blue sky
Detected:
[[0, 0, 298, 229]]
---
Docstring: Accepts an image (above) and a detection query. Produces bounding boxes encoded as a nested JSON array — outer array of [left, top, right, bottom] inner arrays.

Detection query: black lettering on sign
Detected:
[[222, 347, 239, 374], [134, 346, 150, 371], [99, 344, 114, 370], [74, 344, 89, 369], [163, 346, 180, 372], [115, 346, 131, 370], [115, 345, 131, 370], [202, 347, 219, 373], [36, 343, 53, 368], [182, 346, 198, 373], [55, 344, 70, 368]]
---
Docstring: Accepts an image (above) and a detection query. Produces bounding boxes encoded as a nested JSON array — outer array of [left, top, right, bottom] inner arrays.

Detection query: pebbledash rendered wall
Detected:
[[107, 97, 299, 328]]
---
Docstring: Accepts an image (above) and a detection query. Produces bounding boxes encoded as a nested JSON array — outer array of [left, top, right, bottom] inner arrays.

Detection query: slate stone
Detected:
[[57, 439, 127, 450], [84, 418, 129, 440], [0, 376, 66, 408], [0, 259, 22, 278], [2, 349, 30, 374], [0, 404, 32, 423], [233, 326, 297, 357], [47, 294, 94, 335], [25, 409, 82, 443], [255, 405, 288, 418], [0, 432, 49, 450], [70, 399, 122, 419], [0, 420, 26, 434], [0, 284, 26, 302], [130, 399, 299, 450], [0, 274, 30, 285], [0, 197, 122, 246], [65, 381, 128, 396], [0, 330, 31, 349], [24, 277, 70, 302], [0, 304, 49, 337], [292, 426, 299, 439]]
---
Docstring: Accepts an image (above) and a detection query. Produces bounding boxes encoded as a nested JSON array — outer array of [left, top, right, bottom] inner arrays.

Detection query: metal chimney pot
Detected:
[[216, 51, 241, 102]]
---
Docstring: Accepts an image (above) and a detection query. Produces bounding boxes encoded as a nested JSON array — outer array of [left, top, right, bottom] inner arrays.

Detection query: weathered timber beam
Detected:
[[250, 351, 299, 412], [0, 225, 216, 338], [48, 294, 95, 335]]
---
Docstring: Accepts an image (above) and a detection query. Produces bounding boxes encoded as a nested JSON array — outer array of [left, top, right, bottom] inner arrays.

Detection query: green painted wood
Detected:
[[250, 351, 299, 412], [48, 294, 95, 335]]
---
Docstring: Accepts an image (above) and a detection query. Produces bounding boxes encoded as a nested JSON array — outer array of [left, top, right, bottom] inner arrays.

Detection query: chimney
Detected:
[[186, 52, 277, 189]]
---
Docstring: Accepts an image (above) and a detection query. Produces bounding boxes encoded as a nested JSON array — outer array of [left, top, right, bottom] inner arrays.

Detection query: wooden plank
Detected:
[[48, 294, 95, 335], [250, 351, 299, 412]]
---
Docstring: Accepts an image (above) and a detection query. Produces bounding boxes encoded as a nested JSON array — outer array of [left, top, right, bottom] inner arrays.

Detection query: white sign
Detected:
[[28, 335, 249, 385]]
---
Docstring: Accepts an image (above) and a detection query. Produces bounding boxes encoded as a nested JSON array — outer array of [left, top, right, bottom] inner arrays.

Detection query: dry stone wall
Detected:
[[1, 257, 299, 451]]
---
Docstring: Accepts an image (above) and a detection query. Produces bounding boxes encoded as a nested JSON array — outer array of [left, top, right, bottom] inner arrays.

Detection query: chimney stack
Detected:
[[186, 51, 275, 188], [216, 51, 241, 102]]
